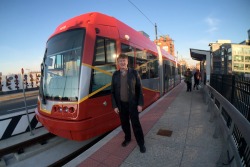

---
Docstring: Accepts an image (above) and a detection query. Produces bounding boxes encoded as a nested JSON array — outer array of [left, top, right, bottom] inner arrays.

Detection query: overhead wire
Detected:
[[127, 0, 154, 26], [127, 0, 165, 38]]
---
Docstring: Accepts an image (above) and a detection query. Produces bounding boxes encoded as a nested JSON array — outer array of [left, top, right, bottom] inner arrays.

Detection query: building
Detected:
[[248, 29, 250, 40], [209, 40, 231, 74], [230, 44, 250, 74], [154, 35, 175, 56], [209, 40, 250, 74], [178, 58, 188, 76]]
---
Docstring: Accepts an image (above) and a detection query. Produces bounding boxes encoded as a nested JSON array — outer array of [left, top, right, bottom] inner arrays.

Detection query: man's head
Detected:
[[117, 54, 128, 70], [118, 53, 128, 60]]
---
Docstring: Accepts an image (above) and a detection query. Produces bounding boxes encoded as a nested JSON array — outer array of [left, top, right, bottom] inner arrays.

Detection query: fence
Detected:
[[210, 74, 250, 122]]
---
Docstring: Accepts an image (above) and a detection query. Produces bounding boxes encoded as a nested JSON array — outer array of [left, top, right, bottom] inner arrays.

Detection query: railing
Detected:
[[202, 84, 250, 167], [210, 74, 250, 122]]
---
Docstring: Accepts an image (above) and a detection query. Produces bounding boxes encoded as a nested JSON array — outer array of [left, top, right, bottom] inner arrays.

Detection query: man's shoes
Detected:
[[139, 145, 146, 153], [121, 140, 131, 147]]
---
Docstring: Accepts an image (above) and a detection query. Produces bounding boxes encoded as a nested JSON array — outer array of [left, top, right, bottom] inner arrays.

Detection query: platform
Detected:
[[65, 82, 223, 167]]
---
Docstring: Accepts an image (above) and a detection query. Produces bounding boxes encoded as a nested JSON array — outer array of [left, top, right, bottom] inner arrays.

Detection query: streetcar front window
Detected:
[[42, 29, 85, 101]]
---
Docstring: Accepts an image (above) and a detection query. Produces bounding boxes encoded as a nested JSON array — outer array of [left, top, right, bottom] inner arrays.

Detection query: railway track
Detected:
[[0, 131, 109, 167], [0, 90, 110, 166], [0, 133, 55, 158], [48, 134, 108, 167]]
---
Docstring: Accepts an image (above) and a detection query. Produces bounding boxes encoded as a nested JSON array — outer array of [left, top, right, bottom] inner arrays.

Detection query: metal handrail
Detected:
[[202, 84, 250, 167]]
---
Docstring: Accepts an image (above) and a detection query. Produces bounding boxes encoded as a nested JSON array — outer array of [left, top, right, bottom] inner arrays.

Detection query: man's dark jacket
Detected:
[[111, 68, 144, 111]]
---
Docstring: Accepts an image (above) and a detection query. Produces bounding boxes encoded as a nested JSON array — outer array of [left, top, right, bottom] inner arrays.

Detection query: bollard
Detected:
[[209, 102, 216, 122], [207, 98, 217, 124], [216, 144, 231, 167], [212, 104, 221, 139], [216, 136, 236, 167], [206, 98, 212, 112], [202, 86, 206, 103], [204, 87, 210, 105]]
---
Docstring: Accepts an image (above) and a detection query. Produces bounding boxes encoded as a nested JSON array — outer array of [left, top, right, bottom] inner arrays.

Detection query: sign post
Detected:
[[21, 68, 34, 135]]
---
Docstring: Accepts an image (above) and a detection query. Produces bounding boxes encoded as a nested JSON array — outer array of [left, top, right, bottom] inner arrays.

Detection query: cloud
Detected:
[[204, 16, 220, 34]]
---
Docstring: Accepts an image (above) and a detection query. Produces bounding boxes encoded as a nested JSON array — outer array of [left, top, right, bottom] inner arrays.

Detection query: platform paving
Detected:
[[65, 82, 223, 167]]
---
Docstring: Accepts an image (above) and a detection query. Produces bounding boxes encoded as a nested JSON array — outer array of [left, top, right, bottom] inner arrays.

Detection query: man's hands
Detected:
[[114, 108, 119, 114], [137, 105, 143, 112], [114, 106, 143, 114]]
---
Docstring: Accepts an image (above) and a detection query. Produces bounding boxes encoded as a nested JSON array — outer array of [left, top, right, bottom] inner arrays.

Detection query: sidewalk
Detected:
[[66, 82, 223, 167]]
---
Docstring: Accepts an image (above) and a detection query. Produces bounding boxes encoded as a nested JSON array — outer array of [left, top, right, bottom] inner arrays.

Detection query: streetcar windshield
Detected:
[[42, 29, 85, 101]]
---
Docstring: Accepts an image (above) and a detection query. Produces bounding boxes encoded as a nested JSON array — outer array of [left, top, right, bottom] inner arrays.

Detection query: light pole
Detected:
[[21, 68, 34, 136], [155, 23, 158, 40]]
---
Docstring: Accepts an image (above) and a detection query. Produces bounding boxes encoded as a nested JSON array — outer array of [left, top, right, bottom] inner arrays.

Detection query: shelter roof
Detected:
[[190, 48, 210, 61]]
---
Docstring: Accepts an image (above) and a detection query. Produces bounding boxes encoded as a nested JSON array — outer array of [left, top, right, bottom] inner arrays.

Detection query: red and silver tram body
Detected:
[[35, 12, 180, 141]]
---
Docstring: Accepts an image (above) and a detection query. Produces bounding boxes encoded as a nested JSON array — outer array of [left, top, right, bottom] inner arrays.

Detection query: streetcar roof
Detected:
[[50, 12, 176, 63]]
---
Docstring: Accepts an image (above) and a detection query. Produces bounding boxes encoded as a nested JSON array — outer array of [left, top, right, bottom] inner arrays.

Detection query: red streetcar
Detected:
[[35, 12, 180, 141]]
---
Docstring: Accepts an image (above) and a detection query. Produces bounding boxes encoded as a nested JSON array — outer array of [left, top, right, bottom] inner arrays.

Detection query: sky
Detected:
[[0, 0, 249, 75]]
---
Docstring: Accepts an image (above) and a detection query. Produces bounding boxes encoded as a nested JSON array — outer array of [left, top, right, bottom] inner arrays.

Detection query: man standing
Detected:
[[111, 54, 146, 153], [193, 69, 201, 90], [184, 68, 192, 92]]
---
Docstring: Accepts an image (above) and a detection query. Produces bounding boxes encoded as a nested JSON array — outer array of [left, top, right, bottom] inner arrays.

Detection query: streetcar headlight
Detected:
[[51, 105, 76, 114], [63, 107, 69, 113], [58, 107, 63, 112]]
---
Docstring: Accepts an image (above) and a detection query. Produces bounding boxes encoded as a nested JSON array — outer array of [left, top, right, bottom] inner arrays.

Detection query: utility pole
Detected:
[[155, 23, 158, 40]]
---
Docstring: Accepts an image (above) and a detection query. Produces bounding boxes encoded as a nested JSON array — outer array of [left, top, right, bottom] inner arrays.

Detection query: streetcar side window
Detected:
[[135, 48, 148, 79], [171, 61, 176, 76], [94, 38, 105, 63], [121, 43, 134, 68], [165, 60, 172, 79], [106, 39, 116, 63], [178, 65, 181, 75], [90, 37, 117, 97], [134, 49, 159, 80], [164, 60, 172, 91], [147, 52, 158, 79], [136, 48, 145, 59], [94, 37, 116, 65]]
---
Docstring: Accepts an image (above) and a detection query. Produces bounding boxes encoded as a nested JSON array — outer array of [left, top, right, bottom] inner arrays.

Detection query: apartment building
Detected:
[[154, 35, 175, 56], [210, 40, 250, 74]]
